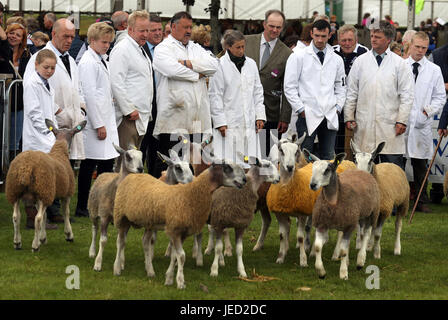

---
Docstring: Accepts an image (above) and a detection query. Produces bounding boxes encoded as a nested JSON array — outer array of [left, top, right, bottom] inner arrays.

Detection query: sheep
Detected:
[[209, 157, 280, 278], [6, 119, 87, 252], [305, 150, 380, 280], [266, 143, 356, 266], [351, 141, 410, 258], [87, 144, 143, 271], [113, 159, 247, 289]]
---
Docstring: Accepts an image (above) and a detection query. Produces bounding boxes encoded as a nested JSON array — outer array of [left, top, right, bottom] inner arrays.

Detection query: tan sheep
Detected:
[[112, 161, 247, 289], [306, 150, 380, 280], [351, 141, 410, 258], [6, 119, 86, 252], [88, 144, 143, 271]]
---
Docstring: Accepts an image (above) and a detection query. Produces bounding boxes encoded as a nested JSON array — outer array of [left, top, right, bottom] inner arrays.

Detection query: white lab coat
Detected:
[[404, 56, 446, 159], [344, 48, 415, 155], [22, 70, 58, 152], [153, 34, 218, 136], [284, 43, 346, 136], [209, 52, 266, 162], [24, 41, 86, 160], [109, 34, 153, 136], [78, 46, 119, 160]]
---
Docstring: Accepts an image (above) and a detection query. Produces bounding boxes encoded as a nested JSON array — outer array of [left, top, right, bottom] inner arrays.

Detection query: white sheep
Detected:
[[6, 119, 86, 252], [209, 157, 280, 278], [306, 150, 380, 280], [351, 141, 410, 258], [113, 159, 247, 289], [87, 144, 143, 271]]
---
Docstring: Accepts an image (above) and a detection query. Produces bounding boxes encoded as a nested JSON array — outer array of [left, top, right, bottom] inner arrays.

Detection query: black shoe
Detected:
[[75, 208, 89, 217]]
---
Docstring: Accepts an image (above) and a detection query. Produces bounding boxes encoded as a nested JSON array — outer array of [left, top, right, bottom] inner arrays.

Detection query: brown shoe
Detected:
[[416, 203, 432, 213], [48, 215, 65, 223]]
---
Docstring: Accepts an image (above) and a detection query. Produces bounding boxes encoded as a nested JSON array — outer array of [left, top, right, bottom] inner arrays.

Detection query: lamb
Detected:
[[209, 157, 280, 278], [6, 119, 87, 252], [113, 159, 247, 289], [87, 144, 143, 271], [351, 141, 409, 258], [266, 143, 356, 266], [305, 150, 380, 280]]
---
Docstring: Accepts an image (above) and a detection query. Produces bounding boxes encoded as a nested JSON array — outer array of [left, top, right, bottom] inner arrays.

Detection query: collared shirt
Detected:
[[47, 40, 67, 58], [372, 50, 387, 60], [147, 41, 156, 59], [311, 40, 327, 56], [260, 33, 278, 61], [37, 72, 50, 90]]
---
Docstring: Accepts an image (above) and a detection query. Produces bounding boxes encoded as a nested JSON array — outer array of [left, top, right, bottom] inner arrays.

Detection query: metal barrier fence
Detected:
[[0, 75, 23, 189]]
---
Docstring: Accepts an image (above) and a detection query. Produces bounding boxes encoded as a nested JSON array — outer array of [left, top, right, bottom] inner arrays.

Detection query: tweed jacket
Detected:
[[245, 34, 293, 124]]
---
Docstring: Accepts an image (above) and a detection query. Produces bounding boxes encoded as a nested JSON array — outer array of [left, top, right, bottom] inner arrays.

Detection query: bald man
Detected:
[[25, 18, 87, 218]]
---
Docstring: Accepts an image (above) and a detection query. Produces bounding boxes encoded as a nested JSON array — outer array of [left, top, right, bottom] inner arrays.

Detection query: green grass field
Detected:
[[0, 185, 447, 300]]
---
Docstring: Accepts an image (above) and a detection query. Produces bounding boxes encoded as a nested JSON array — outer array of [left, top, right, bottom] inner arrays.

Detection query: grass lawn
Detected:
[[0, 184, 447, 300]]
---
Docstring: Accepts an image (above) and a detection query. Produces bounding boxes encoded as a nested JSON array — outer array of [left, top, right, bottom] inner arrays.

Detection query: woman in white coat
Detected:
[[209, 30, 266, 165], [75, 22, 119, 217]]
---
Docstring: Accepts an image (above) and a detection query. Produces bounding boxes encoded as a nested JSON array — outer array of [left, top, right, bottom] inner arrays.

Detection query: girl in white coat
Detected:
[[23, 49, 61, 153], [75, 23, 119, 217], [209, 30, 266, 165]]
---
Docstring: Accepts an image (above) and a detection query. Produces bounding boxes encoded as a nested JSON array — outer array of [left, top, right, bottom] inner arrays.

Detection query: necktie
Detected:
[[46, 82, 50, 91], [100, 58, 108, 70], [260, 42, 270, 69], [376, 54, 383, 66], [317, 51, 325, 65], [60, 54, 71, 78], [412, 62, 419, 82]]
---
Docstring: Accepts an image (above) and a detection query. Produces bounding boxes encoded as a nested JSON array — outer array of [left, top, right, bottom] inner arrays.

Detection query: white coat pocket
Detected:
[[169, 89, 185, 108], [414, 110, 430, 129]]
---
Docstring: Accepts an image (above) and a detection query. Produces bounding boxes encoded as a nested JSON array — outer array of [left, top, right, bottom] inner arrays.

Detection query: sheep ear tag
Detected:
[[49, 126, 53, 131], [244, 156, 249, 163], [76, 125, 82, 131]]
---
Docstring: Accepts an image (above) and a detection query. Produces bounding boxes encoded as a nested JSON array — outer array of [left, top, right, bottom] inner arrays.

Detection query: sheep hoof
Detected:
[[276, 257, 285, 264], [66, 238, 74, 242], [32, 247, 39, 253], [40, 238, 47, 244], [93, 265, 102, 272], [252, 244, 262, 252], [14, 242, 22, 250], [356, 265, 363, 271], [318, 274, 326, 280], [177, 284, 186, 290]]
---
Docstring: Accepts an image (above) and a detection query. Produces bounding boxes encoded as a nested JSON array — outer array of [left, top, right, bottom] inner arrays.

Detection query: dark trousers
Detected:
[[296, 117, 337, 160], [76, 158, 115, 212], [408, 158, 429, 204], [140, 120, 161, 178], [375, 154, 405, 170], [335, 113, 345, 155]]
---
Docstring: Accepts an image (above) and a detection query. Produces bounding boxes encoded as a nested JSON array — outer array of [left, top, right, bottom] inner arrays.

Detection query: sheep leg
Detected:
[[355, 224, 362, 250], [314, 228, 328, 279], [165, 240, 177, 286], [32, 200, 45, 252], [113, 224, 129, 276], [304, 215, 313, 253], [151, 231, 157, 260], [142, 229, 155, 277], [253, 207, 271, 252], [210, 228, 224, 277], [394, 212, 403, 256], [223, 229, 233, 257], [339, 232, 352, 280], [172, 235, 186, 289], [372, 216, 385, 259], [192, 232, 199, 258], [61, 197, 74, 242], [94, 216, 111, 271], [296, 215, 308, 267], [357, 222, 372, 270], [194, 232, 203, 266], [164, 237, 172, 258], [204, 224, 215, 255], [13, 201, 22, 250], [275, 212, 290, 264], [235, 228, 247, 278], [89, 217, 99, 258], [332, 231, 343, 261], [40, 209, 48, 244]]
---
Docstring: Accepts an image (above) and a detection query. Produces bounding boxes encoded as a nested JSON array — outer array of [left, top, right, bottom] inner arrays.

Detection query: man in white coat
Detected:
[[24, 18, 86, 223], [153, 11, 218, 167], [405, 31, 446, 213], [345, 20, 414, 169], [284, 19, 346, 160], [109, 10, 153, 170]]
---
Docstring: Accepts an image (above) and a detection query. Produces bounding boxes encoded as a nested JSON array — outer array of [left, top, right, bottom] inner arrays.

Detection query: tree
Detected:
[[205, 0, 223, 54]]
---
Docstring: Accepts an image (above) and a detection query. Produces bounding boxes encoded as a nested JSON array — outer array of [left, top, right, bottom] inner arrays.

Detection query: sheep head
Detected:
[[210, 160, 247, 189], [247, 156, 280, 184], [113, 143, 144, 174], [276, 131, 306, 181], [157, 149, 193, 184], [45, 119, 87, 148], [304, 149, 346, 191], [351, 140, 385, 174]]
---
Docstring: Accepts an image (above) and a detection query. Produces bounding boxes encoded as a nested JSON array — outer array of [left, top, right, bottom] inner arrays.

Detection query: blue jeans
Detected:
[[10, 110, 23, 151], [296, 116, 337, 160]]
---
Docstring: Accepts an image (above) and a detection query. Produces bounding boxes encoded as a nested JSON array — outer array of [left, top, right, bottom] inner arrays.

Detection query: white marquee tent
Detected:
[[4, 0, 448, 27]]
